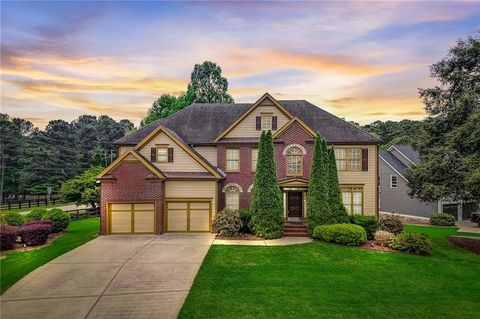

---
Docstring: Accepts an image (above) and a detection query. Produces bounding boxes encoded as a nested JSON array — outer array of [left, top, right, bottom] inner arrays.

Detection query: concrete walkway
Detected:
[[456, 220, 480, 234], [213, 237, 312, 246], [1, 233, 215, 319]]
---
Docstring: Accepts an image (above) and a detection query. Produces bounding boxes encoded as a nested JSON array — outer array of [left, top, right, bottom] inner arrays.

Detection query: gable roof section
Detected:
[[213, 93, 294, 142], [379, 150, 407, 180], [114, 95, 380, 146], [97, 149, 165, 179], [272, 117, 316, 139], [388, 144, 420, 165], [134, 124, 223, 179]]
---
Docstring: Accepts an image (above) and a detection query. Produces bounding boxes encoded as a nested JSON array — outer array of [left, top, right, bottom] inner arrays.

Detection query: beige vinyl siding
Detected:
[[225, 99, 290, 138], [138, 132, 209, 172], [165, 180, 217, 214], [193, 146, 218, 166], [119, 146, 132, 155], [335, 145, 377, 216]]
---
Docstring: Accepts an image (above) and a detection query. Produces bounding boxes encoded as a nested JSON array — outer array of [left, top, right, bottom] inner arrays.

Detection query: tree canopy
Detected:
[[0, 114, 133, 199], [406, 35, 480, 202], [362, 120, 424, 149], [141, 61, 233, 126], [60, 166, 103, 208]]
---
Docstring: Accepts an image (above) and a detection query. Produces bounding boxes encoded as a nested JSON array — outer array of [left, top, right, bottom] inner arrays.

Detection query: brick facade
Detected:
[[218, 122, 315, 210], [100, 162, 164, 235]]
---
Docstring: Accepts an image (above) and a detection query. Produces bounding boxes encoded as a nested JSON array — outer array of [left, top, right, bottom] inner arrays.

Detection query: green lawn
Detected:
[[179, 225, 480, 319], [0, 218, 99, 294]]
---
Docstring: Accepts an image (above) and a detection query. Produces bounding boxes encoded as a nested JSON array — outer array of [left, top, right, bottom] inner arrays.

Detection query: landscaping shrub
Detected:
[[26, 208, 47, 221], [390, 233, 433, 255], [380, 215, 404, 234], [0, 225, 18, 250], [430, 213, 455, 226], [3, 211, 25, 226], [24, 220, 54, 232], [43, 208, 70, 232], [313, 223, 367, 246], [212, 209, 243, 237], [19, 223, 51, 246], [374, 230, 394, 246], [350, 215, 379, 240], [239, 209, 253, 233]]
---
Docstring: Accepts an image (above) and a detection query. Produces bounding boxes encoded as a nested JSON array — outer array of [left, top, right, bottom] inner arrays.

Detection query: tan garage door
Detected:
[[108, 203, 155, 234], [165, 200, 211, 232]]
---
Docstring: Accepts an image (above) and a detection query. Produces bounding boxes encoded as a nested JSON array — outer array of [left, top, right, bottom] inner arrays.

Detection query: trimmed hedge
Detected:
[[239, 209, 253, 233], [0, 225, 18, 250], [43, 208, 70, 232], [212, 209, 242, 237], [26, 208, 48, 221], [3, 212, 25, 226], [430, 213, 455, 226], [19, 223, 51, 246], [390, 233, 433, 255], [350, 215, 379, 240], [313, 223, 367, 246], [380, 215, 404, 234]]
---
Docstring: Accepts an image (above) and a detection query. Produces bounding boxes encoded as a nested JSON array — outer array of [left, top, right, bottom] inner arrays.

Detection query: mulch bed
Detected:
[[448, 236, 480, 254], [215, 233, 263, 240], [12, 232, 65, 252], [360, 240, 397, 252]]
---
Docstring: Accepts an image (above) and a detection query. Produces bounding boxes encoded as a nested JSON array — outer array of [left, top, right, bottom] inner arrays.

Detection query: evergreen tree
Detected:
[[250, 131, 284, 239], [306, 133, 331, 235], [327, 147, 349, 223]]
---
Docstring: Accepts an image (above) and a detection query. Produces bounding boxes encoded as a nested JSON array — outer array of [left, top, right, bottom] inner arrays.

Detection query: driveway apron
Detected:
[[1, 233, 214, 319]]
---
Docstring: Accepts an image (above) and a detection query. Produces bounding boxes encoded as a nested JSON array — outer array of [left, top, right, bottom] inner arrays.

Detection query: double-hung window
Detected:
[[341, 186, 363, 214], [286, 147, 303, 176], [335, 148, 361, 171], [226, 149, 240, 172], [157, 147, 168, 162], [251, 148, 258, 172], [261, 115, 272, 131], [225, 186, 240, 210]]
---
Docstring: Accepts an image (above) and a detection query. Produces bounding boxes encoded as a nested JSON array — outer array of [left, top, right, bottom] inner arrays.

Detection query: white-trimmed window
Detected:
[[390, 175, 398, 188], [251, 148, 258, 172], [341, 186, 363, 214], [334, 148, 346, 171], [225, 186, 240, 210], [157, 147, 168, 162], [261, 115, 272, 130], [226, 149, 240, 172], [286, 147, 303, 176]]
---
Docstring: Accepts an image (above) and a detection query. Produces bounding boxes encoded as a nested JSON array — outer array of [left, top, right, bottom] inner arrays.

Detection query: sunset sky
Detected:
[[1, 1, 479, 128]]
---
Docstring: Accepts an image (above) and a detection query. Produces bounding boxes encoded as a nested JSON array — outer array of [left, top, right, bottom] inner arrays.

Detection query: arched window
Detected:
[[286, 147, 303, 176], [225, 186, 240, 210]]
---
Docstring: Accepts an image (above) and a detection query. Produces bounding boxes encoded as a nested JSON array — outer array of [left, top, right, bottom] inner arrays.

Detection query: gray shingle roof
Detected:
[[115, 100, 380, 145], [391, 144, 420, 164], [379, 150, 408, 176]]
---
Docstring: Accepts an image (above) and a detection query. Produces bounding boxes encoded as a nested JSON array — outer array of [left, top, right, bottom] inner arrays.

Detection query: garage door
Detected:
[[165, 200, 211, 232], [108, 203, 155, 234]]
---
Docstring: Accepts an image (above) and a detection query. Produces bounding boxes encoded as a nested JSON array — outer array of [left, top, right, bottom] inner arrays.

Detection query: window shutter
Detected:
[[151, 147, 157, 162], [362, 148, 368, 171], [272, 116, 277, 130], [168, 147, 174, 162], [256, 116, 261, 130]]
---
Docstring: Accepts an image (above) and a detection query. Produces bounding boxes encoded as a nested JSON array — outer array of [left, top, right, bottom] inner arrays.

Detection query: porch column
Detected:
[[283, 192, 287, 219]]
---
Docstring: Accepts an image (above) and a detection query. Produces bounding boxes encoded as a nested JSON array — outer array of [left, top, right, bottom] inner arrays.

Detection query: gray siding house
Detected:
[[379, 145, 476, 220]]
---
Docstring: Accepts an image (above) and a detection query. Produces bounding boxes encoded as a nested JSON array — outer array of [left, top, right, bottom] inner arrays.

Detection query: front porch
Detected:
[[279, 177, 309, 237]]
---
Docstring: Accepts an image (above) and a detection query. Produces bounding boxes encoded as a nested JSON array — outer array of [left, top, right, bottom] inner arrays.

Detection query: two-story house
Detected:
[[97, 93, 380, 234]]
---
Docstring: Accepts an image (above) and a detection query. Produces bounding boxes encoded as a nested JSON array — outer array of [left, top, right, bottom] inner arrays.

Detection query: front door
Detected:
[[287, 192, 303, 219]]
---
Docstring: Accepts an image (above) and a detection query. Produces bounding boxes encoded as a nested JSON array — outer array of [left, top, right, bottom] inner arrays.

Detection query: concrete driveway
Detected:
[[1, 233, 214, 319]]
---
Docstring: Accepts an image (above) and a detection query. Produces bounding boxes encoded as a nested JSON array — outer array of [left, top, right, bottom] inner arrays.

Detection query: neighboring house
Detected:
[[379, 144, 476, 220], [97, 93, 380, 234]]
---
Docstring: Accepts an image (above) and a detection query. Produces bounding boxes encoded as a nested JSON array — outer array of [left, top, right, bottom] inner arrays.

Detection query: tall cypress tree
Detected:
[[306, 133, 330, 234], [250, 131, 284, 239], [327, 147, 349, 223]]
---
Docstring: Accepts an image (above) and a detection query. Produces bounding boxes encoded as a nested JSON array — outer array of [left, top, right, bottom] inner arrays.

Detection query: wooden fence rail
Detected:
[[65, 207, 100, 220], [0, 198, 60, 211]]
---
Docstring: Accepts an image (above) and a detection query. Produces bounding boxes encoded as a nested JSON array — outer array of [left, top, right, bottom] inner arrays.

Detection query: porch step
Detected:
[[284, 222, 309, 237]]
